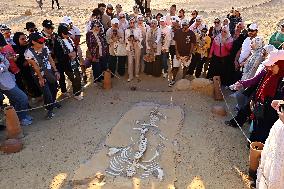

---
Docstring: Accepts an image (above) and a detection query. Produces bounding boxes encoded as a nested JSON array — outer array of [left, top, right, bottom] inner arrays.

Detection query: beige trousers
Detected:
[[127, 46, 141, 80]]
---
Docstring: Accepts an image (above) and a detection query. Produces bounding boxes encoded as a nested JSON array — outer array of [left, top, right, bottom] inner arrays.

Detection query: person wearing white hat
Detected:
[[61, 16, 86, 83], [106, 18, 127, 76], [160, 17, 172, 78], [236, 23, 258, 70], [168, 16, 180, 65], [169, 19, 196, 86], [144, 19, 162, 76], [165, 4, 177, 26], [125, 17, 143, 82], [118, 12, 129, 31], [137, 15, 149, 71], [189, 15, 207, 35]]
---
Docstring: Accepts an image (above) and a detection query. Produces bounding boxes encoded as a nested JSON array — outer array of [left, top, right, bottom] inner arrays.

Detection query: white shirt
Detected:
[[239, 37, 252, 63], [146, 27, 162, 55], [24, 46, 52, 70], [125, 28, 143, 51], [160, 25, 172, 51], [63, 38, 74, 52]]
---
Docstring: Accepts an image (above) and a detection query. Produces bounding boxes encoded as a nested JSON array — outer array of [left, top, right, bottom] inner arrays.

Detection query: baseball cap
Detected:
[[58, 23, 72, 35], [107, 4, 113, 10], [151, 19, 158, 25], [171, 16, 180, 23], [42, 19, 54, 29], [0, 24, 11, 31], [181, 19, 189, 26], [61, 16, 72, 25], [116, 4, 122, 8], [195, 15, 202, 21], [137, 15, 144, 21], [29, 32, 46, 44], [160, 16, 166, 22], [25, 22, 36, 30], [262, 50, 284, 66], [248, 23, 258, 31], [111, 18, 119, 25]]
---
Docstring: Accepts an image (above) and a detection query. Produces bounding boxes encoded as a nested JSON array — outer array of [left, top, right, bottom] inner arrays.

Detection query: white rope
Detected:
[[219, 85, 252, 144], [14, 72, 104, 113]]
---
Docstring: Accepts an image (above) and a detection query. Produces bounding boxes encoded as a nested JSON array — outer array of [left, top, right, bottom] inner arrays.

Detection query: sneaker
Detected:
[[127, 78, 132, 82], [168, 80, 175, 87], [83, 75, 87, 83], [163, 73, 168, 78], [62, 92, 71, 97], [54, 103, 62, 109], [224, 120, 238, 128], [74, 95, 83, 101], [0, 124, 6, 131], [46, 111, 55, 120], [25, 115, 33, 121], [21, 118, 32, 126], [135, 75, 139, 78]]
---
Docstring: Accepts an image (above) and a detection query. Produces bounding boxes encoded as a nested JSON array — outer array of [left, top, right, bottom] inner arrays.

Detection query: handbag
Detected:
[[29, 48, 57, 84], [114, 42, 127, 56], [252, 102, 264, 119]]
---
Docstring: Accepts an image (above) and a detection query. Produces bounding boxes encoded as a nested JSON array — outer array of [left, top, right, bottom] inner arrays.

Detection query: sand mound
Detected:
[[190, 78, 214, 97], [174, 79, 191, 91], [211, 105, 227, 116]]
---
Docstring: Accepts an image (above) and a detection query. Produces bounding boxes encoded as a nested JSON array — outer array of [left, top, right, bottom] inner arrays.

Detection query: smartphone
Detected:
[[279, 103, 284, 113]]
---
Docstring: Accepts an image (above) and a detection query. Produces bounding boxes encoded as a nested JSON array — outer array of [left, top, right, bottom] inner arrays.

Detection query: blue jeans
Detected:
[[34, 76, 57, 111], [92, 56, 107, 83], [161, 52, 169, 73], [1, 86, 29, 120]]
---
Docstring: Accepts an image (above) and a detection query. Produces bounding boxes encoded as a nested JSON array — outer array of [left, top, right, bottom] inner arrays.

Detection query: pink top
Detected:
[[0, 45, 20, 74], [209, 37, 233, 57]]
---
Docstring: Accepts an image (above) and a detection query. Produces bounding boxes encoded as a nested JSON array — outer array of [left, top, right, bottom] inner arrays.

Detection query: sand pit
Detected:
[[69, 102, 184, 189]]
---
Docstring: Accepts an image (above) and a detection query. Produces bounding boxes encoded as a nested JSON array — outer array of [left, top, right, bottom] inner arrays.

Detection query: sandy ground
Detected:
[[0, 0, 284, 188]]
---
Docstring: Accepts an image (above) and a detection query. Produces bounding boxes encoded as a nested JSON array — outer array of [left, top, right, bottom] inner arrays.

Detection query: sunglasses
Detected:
[[214, 21, 220, 24], [120, 16, 125, 19], [248, 29, 256, 32], [28, 28, 38, 32]]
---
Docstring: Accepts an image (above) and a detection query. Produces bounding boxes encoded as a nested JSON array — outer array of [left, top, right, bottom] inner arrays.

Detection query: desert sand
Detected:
[[0, 0, 284, 189]]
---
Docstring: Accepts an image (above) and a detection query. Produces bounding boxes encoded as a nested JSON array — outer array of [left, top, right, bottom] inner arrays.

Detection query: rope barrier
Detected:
[[219, 85, 252, 144], [13, 72, 104, 113], [109, 71, 173, 93], [8, 68, 252, 145]]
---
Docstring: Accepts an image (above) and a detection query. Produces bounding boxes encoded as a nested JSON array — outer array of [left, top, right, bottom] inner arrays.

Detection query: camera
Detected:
[[279, 103, 284, 113], [112, 29, 117, 35]]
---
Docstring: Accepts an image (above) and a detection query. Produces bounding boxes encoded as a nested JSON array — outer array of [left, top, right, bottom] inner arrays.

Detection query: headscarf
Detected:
[[214, 25, 231, 45], [12, 32, 28, 70], [241, 36, 264, 80], [255, 60, 284, 102], [0, 33, 7, 47]]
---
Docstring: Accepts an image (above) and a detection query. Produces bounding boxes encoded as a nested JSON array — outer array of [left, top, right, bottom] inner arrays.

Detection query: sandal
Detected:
[[224, 120, 238, 128]]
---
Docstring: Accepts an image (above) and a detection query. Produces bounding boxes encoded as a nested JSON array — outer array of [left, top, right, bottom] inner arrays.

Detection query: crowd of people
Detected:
[[1, 2, 284, 188]]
